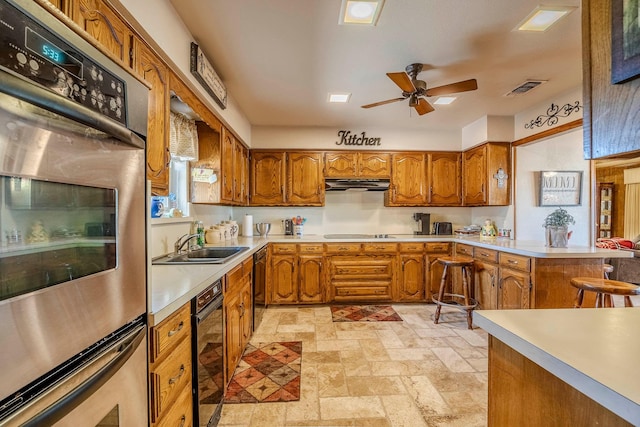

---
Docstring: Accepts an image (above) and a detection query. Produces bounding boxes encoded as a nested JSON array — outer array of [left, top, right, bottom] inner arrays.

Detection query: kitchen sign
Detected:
[[335, 130, 381, 146]]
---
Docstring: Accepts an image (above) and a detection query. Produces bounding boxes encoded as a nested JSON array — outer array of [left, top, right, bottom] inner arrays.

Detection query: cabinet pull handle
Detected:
[[167, 321, 184, 337], [339, 247, 348, 251], [508, 259, 518, 264], [168, 364, 185, 384], [178, 415, 186, 427], [317, 185, 321, 195], [480, 253, 489, 257]]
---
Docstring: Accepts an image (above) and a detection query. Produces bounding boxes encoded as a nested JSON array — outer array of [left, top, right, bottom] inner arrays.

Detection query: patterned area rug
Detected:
[[330, 305, 403, 322], [224, 341, 302, 403]]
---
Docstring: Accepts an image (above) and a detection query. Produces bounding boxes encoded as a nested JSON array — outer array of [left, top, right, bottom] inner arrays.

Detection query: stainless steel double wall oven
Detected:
[[0, 0, 149, 425]]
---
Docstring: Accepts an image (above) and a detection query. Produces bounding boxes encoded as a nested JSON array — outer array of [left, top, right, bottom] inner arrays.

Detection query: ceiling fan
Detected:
[[361, 63, 478, 116]]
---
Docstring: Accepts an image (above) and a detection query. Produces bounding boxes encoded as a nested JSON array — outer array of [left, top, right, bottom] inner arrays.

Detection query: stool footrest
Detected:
[[432, 293, 478, 310]]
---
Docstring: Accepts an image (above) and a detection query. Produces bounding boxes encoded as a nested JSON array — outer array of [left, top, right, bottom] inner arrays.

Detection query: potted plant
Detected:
[[543, 208, 575, 248]]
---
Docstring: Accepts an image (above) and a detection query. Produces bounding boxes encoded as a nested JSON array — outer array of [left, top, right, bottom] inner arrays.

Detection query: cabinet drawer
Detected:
[[242, 257, 253, 276], [474, 247, 499, 263], [154, 379, 193, 427], [298, 244, 324, 254], [150, 337, 192, 421], [455, 243, 474, 257], [362, 243, 397, 253], [271, 244, 297, 254], [499, 252, 531, 272], [399, 242, 424, 253], [425, 242, 450, 253], [151, 303, 190, 363], [225, 263, 243, 292], [334, 285, 391, 300], [325, 243, 362, 254]]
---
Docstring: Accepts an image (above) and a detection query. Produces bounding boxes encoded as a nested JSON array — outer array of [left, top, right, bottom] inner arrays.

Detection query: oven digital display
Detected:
[[25, 27, 83, 78]]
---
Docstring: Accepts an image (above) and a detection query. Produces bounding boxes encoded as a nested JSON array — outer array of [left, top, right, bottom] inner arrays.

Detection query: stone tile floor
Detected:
[[219, 304, 488, 426]]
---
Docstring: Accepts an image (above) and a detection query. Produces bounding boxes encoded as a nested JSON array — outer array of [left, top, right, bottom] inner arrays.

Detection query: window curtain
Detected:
[[169, 112, 198, 160], [624, 168, 640, 240]]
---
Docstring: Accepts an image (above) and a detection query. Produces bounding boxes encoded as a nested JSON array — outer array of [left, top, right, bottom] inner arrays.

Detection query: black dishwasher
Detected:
[[192, 280, 224, 427], [253, 246, 267, 331]]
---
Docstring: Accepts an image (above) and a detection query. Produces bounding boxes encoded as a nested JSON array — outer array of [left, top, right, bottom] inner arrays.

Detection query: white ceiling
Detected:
[[169, 0, 582, 132]]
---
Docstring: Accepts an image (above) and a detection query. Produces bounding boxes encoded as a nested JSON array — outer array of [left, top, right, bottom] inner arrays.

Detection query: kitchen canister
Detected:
[[205, 226, 222, 244], [294, 224, 304, 237], [228, 220, 238, 239], [242, 214, 253, 237]]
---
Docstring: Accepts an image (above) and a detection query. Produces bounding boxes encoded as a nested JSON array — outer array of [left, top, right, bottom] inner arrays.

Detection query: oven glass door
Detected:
[[1, 176, 117, 301]]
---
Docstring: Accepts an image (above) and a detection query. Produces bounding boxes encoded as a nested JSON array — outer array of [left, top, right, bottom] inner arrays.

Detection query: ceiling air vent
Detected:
[[504, 80, 547, 97]]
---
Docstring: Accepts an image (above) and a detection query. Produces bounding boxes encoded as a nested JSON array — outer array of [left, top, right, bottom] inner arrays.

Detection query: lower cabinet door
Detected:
[[271, 255, 298, 303], [498, 268, 531, 309], [398, 254, 424, 301], [299, 255, 324, 303], [224, 289, 243, 382], [474, 261, 498, 309]]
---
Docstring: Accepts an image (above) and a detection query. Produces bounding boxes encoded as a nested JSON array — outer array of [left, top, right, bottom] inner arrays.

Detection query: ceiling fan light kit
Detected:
[[361, 63, 478, 116]]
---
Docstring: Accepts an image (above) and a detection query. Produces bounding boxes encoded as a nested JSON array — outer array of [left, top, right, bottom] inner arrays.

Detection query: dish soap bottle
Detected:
[[196, 220, 204, 246]]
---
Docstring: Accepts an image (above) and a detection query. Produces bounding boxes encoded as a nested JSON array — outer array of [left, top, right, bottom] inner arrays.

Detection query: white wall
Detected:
[[514, 129, 590, 245], [514, 87, 583, 140], [252, 126, 460, 151], [117, 0, 252, 144], [461, 116, 514, 150]]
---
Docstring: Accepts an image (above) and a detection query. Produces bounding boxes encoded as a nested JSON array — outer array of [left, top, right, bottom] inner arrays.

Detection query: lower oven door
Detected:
[[193, 294, 224, 427], [2, 323, 148, 426]]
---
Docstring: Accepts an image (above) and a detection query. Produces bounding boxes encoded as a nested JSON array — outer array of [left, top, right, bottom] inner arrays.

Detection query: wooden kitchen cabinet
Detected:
[[324, 152, 390, 178], [224, 259, 253, 383], [269, 244, 324, 304], [73, 0, 134, 68], [462, 142, 511, 206], [218, 127, 249, 206], [133, 39, 170, 196], [425, 242, 451, 300], [250, 151, 324, 206], [497, 253, 531, 309], [149, 303, 192, 426], [428, 152, 462, 205], [386, 153, 427, 206], [396, 243, 426, 301]]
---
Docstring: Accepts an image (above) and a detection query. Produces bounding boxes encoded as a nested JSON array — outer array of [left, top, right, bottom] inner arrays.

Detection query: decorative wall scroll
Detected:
[[538, 170, 583, 206], [190, 42, 227, 109], [335, 130, 381, 146], [524, 101, 582, 129], [611, 0, 640, 84]]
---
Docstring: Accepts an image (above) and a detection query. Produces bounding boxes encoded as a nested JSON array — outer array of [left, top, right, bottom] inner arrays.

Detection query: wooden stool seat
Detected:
[[570, 277, 640, 308], [603, 263, 614, 279], [432, 256, 477, 329]]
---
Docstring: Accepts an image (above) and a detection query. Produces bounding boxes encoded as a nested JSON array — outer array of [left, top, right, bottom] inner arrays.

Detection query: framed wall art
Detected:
[[611, 0, 640, 84], [538, 171, 583, 206], [190, 42, 227, 109]]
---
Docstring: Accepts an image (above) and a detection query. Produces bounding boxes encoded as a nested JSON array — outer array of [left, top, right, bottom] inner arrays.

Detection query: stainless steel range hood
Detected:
[[325, 179, 390, 191]]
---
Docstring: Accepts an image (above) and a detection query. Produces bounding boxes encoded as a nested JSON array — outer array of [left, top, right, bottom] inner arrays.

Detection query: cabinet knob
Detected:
[[167, 321, 184, 337]]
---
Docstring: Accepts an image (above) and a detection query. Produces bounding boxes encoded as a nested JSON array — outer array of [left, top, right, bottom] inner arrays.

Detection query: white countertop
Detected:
[[474, 308, 640, 425], [149, 234, 632, 324]]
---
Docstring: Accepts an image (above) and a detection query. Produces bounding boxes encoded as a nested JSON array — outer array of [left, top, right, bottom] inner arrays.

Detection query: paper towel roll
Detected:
[[242, 214, 253, 237]]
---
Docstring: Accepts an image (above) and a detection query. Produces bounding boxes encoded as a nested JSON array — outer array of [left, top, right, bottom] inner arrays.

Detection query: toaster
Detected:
[[432, 222, 452, 235]]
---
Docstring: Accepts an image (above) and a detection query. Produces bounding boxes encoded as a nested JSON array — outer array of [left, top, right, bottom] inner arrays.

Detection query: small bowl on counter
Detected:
[[255, 223, 271, 237]]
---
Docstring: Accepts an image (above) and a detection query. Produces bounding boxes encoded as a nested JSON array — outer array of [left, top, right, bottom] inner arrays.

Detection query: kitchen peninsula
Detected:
[[474, 309, 640, 426]]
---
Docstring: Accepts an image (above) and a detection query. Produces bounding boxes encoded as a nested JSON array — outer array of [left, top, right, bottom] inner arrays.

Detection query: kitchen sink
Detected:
[[152, 246, 250, 265]]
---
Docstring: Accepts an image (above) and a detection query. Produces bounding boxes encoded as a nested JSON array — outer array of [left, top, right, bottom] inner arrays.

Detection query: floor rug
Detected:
[[224, 341, 302, 403], [330, 305, 403, 322]]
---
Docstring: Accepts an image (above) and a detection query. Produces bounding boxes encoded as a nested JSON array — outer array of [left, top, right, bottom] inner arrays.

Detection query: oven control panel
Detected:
[[0, 0, 127, 125]]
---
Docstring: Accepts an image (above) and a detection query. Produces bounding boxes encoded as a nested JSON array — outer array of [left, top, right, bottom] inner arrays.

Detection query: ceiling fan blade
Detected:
[[386, 72, 416, 93], [425, 79, 478, 97], [361, 97, 406, 109], [414, 98, 435, 115]]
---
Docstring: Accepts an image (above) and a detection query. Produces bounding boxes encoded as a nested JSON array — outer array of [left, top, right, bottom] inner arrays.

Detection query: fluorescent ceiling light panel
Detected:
[[434, 96, 456, 105], [516, 6, 575, 32], [339, 0, 385, 25], [328, 93, 351, 103]]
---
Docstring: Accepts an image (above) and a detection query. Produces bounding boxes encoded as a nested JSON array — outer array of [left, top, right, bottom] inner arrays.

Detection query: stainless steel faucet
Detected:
[[174, 233, 200, 255]]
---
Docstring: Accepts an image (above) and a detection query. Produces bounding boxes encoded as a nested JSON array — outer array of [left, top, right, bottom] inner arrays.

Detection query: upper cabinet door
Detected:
[[287, 152, 324, 206], [428, 152, 461, 205], [75, 0, 133, 68], [221, 128, 235, 203], [233, 141, 244, 203], [133, 39, 169, 196], [324, 153, 357, 178], [463, 145, 487, 206], [358, 152, 390, 178], [250, 152, 287, 205], [389, 153, 426, 205]]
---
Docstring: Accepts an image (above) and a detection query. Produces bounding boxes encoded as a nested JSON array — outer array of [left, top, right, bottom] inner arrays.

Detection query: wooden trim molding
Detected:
[[512, 119, 583, 147]]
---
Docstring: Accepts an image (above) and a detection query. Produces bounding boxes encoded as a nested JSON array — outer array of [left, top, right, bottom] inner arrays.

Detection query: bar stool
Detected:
[[432, 256, 477, 329], [570, 277, 640, 308], [603, 263, 614, 279]]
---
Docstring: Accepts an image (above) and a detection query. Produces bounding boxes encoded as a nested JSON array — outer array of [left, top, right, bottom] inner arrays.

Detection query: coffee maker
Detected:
[[413, 213, 431, 235], [283, 218, 294, 235]]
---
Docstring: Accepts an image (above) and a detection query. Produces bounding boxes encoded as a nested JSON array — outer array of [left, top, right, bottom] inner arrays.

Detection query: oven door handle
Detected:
[[21, 326, 146, 427], [0, 71, 145, 149]]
